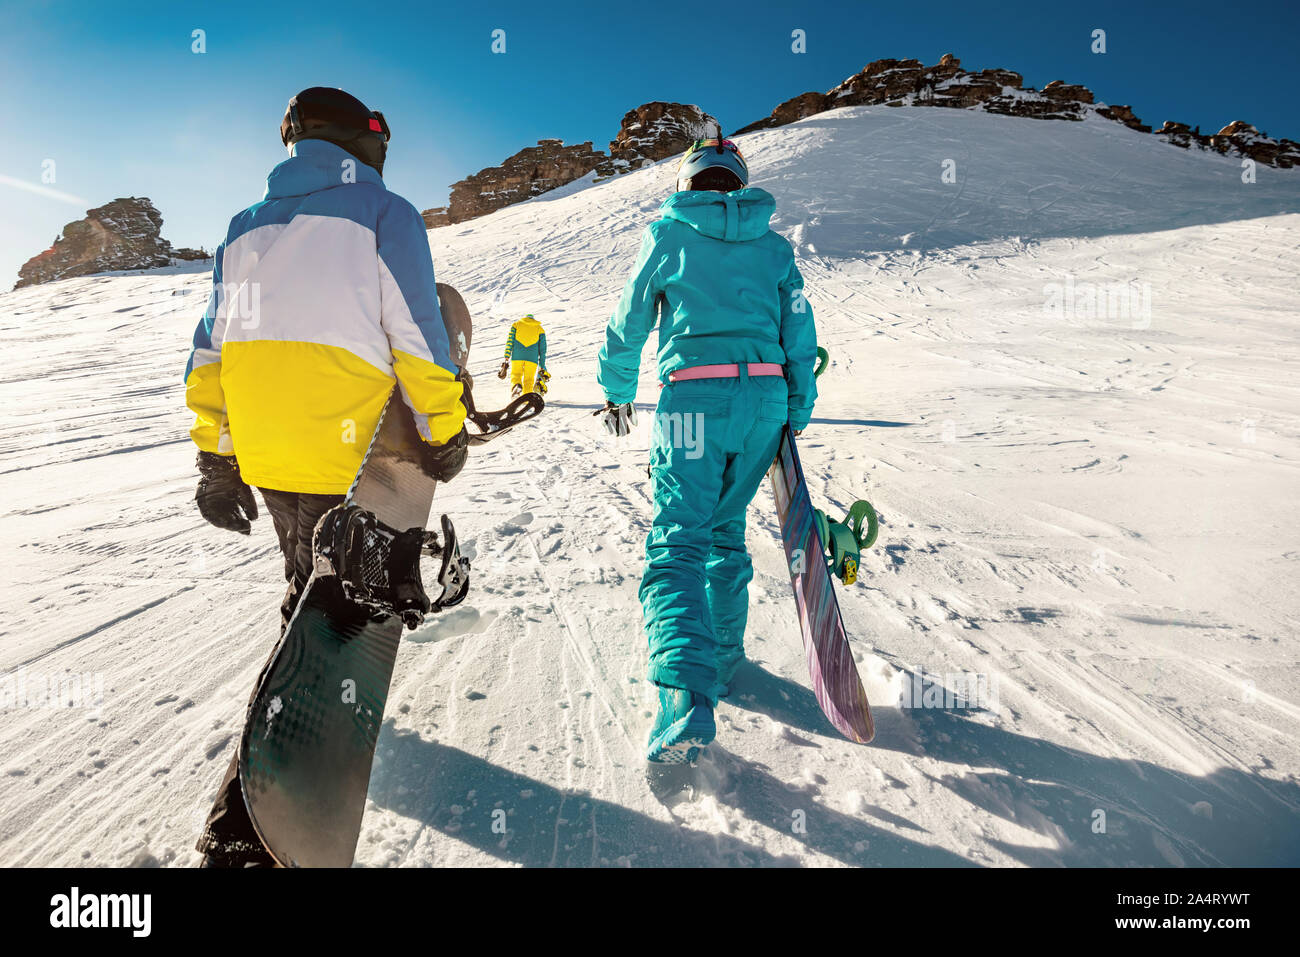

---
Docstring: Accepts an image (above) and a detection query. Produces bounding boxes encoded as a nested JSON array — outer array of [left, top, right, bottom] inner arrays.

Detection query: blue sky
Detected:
[[1, 0, 1296, 287]]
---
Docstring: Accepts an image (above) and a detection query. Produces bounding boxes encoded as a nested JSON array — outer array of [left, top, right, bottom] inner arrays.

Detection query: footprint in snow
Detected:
[[204, 733, 233, 762], [499, 517, 532, 535]]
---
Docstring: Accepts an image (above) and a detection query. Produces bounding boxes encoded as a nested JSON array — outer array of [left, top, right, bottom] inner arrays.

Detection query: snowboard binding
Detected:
[[313, 506, 471, 630], [813, 500, 879, 586]]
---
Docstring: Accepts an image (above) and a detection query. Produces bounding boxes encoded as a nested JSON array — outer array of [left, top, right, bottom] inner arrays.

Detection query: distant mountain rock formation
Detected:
[[423, 53, 1297, 229], [15, 197, 209, 289], [423, 102, 717, 227], [1153, 119, 1300, 168], [603, 101, 718, 176], [735, 55, 1095, 131], [422, 139, 607, 228], [736, 54, 1299, 169]]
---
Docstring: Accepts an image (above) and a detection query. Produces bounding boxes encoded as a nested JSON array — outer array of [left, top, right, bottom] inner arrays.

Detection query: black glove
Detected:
[[195, 451, 259, 535], [497, 361, 509, 379], [419, 426, 469, 482]]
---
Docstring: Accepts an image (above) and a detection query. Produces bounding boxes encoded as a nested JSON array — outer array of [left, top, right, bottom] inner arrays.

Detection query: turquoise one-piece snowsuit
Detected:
[[597, 187, 817, 700]]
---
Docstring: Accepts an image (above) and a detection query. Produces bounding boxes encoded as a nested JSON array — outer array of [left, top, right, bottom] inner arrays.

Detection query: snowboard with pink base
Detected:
[[767, 428, 875, 743]]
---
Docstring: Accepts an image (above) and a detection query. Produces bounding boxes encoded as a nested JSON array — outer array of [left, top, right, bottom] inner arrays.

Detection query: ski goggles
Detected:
[[680, 138, 748, 171]]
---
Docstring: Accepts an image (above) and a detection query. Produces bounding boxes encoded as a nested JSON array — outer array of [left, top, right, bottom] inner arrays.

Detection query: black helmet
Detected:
[[280, 87, 391, 176]]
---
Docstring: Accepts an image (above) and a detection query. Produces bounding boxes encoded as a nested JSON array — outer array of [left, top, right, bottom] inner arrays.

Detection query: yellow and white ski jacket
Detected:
[[184, 140, 465, 494]]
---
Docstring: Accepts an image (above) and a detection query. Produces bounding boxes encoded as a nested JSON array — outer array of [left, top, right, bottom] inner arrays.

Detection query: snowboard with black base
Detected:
[[238, 284, 542, 867]]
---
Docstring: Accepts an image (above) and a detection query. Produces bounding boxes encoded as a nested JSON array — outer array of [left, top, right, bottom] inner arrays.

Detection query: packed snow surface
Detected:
[[2, 106, 1298, 866]]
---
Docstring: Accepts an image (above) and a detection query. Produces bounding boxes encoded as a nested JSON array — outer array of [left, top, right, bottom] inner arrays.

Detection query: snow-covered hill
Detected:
[[2, 105, 1298, 867]]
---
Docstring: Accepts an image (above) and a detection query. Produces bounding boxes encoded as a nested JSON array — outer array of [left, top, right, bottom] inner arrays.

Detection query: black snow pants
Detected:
[[196, 488, 344, 867]]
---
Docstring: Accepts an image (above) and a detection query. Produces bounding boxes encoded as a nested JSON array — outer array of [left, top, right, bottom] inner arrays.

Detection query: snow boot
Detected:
[[716, 646, 746, 698], [646, 684, 715, 764]]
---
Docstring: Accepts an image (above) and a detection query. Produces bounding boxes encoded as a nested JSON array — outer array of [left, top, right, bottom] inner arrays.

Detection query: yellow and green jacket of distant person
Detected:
[[502, 315, 547, 370]]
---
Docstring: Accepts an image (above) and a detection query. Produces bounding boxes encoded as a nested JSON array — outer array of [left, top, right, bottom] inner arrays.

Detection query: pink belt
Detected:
[[664, 362, 785, 384]]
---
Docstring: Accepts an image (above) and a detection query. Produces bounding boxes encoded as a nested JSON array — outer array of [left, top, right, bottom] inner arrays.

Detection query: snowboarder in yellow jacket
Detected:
[[185, 87, 470, 868], [497, 314, 549, 397]]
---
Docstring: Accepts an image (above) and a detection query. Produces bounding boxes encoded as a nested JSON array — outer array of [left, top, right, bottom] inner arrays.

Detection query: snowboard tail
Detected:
[[240, 599, 401, 867], [768, 428, 875, 744], [239, 390, 434, 867]]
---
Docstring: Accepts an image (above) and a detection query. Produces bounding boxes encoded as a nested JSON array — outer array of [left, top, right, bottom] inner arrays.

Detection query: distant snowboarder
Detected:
[[596, 136, 817, 763], [497, 313, 548, 397], [184, 87, 471, 867]]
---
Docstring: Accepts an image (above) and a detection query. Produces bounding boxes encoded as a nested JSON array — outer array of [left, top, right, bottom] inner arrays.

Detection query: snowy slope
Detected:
[[2, 105, 1299, 867]]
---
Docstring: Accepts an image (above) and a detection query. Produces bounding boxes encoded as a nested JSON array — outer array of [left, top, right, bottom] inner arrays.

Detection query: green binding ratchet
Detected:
[[813, 500, 878, 585], [805, 346, 878, 585]]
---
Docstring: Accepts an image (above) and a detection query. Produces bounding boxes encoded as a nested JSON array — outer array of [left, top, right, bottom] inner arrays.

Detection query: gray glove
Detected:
[[594, 401, 636, 437]]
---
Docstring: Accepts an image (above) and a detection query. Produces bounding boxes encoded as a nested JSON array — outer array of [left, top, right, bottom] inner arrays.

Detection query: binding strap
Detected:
[[813, 500, 879, 585]]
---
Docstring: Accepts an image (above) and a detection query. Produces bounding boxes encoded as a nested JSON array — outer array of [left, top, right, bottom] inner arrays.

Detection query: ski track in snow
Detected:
[[2, 106, 1299, 867]]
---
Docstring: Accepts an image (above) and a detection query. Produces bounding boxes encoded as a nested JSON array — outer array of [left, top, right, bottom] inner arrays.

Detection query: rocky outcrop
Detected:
[[736, 53, 1294, 169], [739, 54, 1088, 130], [1151, 120, 1300, 168], [15, 197, 209, 289], [982, 91, 1087, 123], [755, 91, 831, 130], [1041, 80, 1094, 104], [1154, 120, 1212, 150], [1097, 104, 1151, 133], [423, 102, 717, 227], [598, 102, 720, 177], [420, 208, 450, 229], [1211, 121, 1300, 169], [419, 54, 1297, 230], [423, 139, 606, 227]]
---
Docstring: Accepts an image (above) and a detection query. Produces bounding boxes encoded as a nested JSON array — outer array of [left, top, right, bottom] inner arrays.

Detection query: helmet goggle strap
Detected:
[[287, 97, 304, 140], [688, 137, 739, 153], [286, 98, 391, 144]]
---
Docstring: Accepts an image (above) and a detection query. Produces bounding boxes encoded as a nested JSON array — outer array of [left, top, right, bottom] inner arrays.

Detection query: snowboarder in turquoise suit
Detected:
[[596, 136, 817, 763]]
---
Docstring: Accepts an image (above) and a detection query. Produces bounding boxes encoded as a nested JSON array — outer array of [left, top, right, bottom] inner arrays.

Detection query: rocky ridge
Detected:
[[424, 53, 1297, 229], [15, 197, 208, 289], [736, 54, 1299, 169], [423, 102, 717, 227]]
